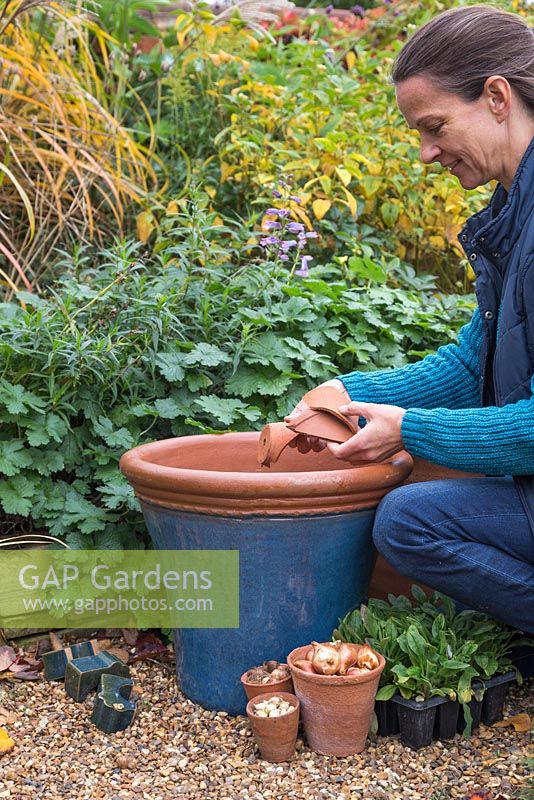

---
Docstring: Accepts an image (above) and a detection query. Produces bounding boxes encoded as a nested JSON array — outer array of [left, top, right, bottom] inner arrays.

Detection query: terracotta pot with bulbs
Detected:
[[288, 641, 385, 756]]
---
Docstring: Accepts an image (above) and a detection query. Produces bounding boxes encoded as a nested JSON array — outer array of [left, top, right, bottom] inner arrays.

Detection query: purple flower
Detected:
[[325, 4, 334, 14], [287, 222, 305, 233], [352, 4, 364, 15], [277, 209, 291, 218], [289, 195, 302, 204], [281, 240, 297, 251], [264, 220, 281, 230], [295, 255, 313, 277], [278, 179, 289, 189], [297, 236, 307, 249], [279, 254, 290, 261], [272, 189, 282, 198], [265, 208, 280, 216], [260, 236, 280, 246], [305, 231, 319, 239]]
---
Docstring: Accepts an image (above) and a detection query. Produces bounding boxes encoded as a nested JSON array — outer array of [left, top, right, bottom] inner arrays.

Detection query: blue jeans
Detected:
[[373, 477, 534, 634]]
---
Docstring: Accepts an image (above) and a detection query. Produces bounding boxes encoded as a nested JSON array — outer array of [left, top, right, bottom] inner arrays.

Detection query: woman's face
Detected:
[[396, 75, 508, 190]]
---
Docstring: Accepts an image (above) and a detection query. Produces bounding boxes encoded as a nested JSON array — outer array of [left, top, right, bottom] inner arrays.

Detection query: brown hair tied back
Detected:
[[392, 5, 534, 114]]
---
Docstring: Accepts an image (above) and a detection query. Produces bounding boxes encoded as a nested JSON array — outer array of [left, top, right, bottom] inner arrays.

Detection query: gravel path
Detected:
[[0, 652, 532, 800]]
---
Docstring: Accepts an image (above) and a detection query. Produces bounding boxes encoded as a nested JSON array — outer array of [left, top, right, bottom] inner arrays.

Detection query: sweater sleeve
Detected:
[[339, 308, 482, 410], [401, 397, 534, 475]]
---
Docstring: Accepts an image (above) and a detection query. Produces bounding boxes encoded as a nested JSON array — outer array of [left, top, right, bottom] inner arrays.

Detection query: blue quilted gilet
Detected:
[[459, 135, 534, 528]]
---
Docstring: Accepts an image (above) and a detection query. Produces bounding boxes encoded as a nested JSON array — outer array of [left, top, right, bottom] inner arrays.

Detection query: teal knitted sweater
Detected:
[[339, 307, 534, 475]]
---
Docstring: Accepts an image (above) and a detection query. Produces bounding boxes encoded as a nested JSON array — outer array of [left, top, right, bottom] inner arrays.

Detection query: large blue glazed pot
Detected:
[[120, 432, 412, 715]]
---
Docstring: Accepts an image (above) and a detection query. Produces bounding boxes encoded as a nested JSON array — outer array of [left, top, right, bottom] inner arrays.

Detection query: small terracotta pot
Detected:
[[240, 668, 294, 702], [288, 645, 385, 756], [246, 691, 300, 762]]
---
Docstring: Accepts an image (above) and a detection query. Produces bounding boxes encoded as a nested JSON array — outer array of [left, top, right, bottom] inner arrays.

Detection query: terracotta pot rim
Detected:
[[246, 691, 299, 718], [120, 432, 413, 516], [287, 645, 385, 684], [240, 667, 290, 687]]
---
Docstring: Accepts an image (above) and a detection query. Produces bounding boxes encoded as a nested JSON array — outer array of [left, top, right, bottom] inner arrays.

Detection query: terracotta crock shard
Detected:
[[258, 423, 300, 467], [259, 384, 357, 467], [301, 384, 354, 421], [289, 409, 355, 442]]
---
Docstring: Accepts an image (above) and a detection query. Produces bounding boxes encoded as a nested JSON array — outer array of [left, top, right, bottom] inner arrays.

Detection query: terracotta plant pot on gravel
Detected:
[[246, 692, 300, 762], [240, 668, 294, 702], [287, 645, 385, 756]]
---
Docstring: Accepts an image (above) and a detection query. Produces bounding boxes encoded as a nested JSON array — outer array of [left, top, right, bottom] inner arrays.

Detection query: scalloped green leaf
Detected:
[[0, 440, 33, 476], [183, 343, 232, 367], [0, 475, 38, 515]]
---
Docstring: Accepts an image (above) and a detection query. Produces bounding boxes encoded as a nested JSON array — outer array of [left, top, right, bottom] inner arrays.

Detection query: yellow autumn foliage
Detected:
[[164, 5, 496, 277], [0, 0, 160, 297], [312, 199, 332, 221], [0, 728, 15, 755]]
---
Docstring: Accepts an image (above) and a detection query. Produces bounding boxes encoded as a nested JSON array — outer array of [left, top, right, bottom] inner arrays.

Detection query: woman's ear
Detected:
[[483, 75, 512, 122]]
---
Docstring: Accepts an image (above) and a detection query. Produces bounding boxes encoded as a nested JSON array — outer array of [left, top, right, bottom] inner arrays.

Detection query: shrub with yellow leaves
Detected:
[[160, 0, 525, 286]]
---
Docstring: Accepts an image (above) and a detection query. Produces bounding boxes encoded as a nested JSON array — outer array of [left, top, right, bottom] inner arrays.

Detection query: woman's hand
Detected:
[[285, 379, 350, 454], [327, 401, 406, 464]]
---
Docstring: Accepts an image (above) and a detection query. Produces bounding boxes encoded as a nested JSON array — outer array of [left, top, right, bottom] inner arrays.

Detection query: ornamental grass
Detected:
[[0, 0, 160, 296]]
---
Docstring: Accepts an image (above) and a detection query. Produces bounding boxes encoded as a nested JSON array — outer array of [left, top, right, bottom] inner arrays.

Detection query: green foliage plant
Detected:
[[0, 188, 473, 548], [334, 585, 528, 737], [84, 0, 172, 47]]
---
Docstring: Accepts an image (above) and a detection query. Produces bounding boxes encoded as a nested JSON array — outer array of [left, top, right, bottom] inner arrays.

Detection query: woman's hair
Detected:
[[392, 5, 534, 114]]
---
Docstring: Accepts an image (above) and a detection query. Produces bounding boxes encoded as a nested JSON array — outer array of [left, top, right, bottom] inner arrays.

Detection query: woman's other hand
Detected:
[[284, 379, 351, 454], [327, 401, 406, 464]]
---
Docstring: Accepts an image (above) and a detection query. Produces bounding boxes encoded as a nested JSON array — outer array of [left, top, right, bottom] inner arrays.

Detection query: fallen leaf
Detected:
[[481, 758, 506, 767], [121, 629, 139, 646], [106, 646, 130, 664], [0, 709, 17, 726], [0, 728, 15, 755], [48, 632, 63, 651], [10, 655, 41, 670], [493, 712, 532, 732], [93, 638, 113, 653], [463, 793, 492, 800], [9, 663, 32, 673], [0, 647, 16, 673], [129, 632, 168, 663], [5, 652, 42, 681], [9, 667, 40, 681]]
